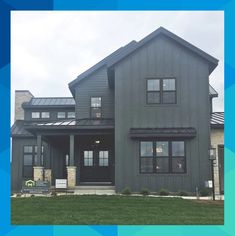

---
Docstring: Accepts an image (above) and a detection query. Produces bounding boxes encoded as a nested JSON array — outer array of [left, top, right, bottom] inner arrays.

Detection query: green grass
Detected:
[[11, 195, 224, 225]]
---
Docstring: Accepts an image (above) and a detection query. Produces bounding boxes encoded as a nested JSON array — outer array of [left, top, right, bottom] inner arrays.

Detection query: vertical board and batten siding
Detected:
[[11, 138, 49, 191], [75, 67, 114, 119], [114, 35, 211, 192]]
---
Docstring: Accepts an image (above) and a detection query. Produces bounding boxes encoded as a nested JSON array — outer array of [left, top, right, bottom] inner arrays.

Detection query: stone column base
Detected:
[[33, 166, 44, 181], [67, 166, 77, 188], [44, 169, 52, 185]]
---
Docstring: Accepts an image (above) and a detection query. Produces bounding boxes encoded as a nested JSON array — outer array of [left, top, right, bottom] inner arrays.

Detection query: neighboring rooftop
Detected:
[[23, 97, 75, 107], [211, 112, 224, 128], [209, 85, 218, 98]]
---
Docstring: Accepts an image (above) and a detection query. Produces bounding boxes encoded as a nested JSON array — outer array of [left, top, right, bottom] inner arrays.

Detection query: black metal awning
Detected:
[[129, 127, 196, 139]]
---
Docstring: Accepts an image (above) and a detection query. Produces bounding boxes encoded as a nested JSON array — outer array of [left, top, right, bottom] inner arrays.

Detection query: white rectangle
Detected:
[[55, 179, 67, 189]]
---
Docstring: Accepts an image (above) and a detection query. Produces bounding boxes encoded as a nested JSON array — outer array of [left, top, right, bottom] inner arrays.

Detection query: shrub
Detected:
[[30, 194, 35, 197], [16, 193, 21, 197], [177, 190, 189, 196], [140, 188, 150, 196], [51, 191, 57, 196], [121, 187, 131, 195], [199, 188, 211, 196], [159, 188, 169, 196]]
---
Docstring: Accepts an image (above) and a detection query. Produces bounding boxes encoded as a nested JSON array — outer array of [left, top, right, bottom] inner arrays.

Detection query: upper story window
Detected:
[[147, 78, 176, 104], [32, 112, 40, 119], [67, 111, 75, 118], [90, 97, 101, 118], [41, 112, 50, 119], [57, 112, 66, 119]]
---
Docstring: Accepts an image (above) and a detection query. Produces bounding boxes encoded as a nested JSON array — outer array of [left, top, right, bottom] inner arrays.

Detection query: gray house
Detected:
[[11, 27, 219, 193]]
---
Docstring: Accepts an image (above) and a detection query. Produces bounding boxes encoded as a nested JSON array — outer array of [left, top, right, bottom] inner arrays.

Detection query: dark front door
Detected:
[[218, 145, 224, 194], [80, 149, 111, 182]]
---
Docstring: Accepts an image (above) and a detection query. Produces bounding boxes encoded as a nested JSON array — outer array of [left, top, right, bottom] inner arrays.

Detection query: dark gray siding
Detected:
[[11, 137, 64, 191], [114, 35, 211, 192], [75, 67, 114, 119], [24, 107, 75, 121]]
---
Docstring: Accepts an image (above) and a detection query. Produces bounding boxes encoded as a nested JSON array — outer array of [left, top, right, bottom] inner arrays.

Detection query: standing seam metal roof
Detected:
[[23, 97, 75, 107]]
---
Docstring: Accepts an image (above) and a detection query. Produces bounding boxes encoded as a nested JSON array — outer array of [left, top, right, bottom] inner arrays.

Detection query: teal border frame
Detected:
[[0, 0, 233, 235]]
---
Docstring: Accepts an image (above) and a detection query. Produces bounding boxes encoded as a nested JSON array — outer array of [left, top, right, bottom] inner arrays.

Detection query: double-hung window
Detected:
[[90, 97, 101, 118], [147, 78, 176, 104]]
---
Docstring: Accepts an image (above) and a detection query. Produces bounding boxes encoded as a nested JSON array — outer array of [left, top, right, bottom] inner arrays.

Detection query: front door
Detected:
[[80, 149, 111, 183]]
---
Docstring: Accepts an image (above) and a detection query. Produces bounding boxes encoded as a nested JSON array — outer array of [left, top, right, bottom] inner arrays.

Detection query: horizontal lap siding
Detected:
[[75, 68, 114, 119], [115, 35, 210, 193]]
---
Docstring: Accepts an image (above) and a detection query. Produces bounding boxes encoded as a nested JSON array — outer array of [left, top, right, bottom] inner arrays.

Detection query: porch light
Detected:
[[95, 140, 100, 144], [209, 147, 216, 160], [209, 146, 216, 201]]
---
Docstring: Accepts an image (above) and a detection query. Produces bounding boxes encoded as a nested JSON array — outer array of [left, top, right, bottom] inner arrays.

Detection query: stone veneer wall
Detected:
[[15, 90, 33, 121], [211, 128, 224, 195]]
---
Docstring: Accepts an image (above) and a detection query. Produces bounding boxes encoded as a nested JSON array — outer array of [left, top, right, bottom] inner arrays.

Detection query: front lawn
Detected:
[[11, 195, 224, 225]]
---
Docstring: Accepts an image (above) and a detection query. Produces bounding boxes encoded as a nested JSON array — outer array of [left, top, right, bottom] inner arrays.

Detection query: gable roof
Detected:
[[68, 41, 137, 95], [69, 27, 219, 95]]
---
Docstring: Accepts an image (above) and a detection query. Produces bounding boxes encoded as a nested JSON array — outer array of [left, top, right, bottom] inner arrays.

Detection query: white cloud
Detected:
[[11, 11, 224, 123]]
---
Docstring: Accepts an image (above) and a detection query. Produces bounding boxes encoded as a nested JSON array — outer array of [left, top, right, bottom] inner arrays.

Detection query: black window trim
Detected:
[[139, 140, 186, 174], [31, 111, 41, 119], [90, 96, 102, 119], [67, 111, 76, 119], [41, 111, 50, 119], [22, 145, 44, 178], [57, 111, 66, 119], [146, 77, 177, 105]]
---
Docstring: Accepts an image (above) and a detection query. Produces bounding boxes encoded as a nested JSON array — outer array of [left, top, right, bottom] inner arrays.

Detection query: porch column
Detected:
[[67, 134, 76, 188], [69, 134, 74, 166], [33, 134, 44, 181]]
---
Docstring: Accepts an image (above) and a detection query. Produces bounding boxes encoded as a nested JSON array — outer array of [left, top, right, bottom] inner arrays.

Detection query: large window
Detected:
[[147, 78, 176, 104], [23, 145, 44, 178], [140, 141, 185, 174], [90, 97, 101, 118]]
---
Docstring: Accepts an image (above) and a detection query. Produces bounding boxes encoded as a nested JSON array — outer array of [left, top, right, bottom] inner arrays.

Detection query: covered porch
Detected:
[[25, 119, 115, 188]]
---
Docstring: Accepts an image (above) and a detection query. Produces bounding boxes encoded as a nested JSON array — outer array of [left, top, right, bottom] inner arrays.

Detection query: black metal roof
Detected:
[[11, 120, 34, 137], [68, 41, 137, 94], [25, 119, 114, 130], [69, 27, 218, 93], [22, 97, 75, 108], [129, 127, 197, 139], [211, 112, 224, 128]]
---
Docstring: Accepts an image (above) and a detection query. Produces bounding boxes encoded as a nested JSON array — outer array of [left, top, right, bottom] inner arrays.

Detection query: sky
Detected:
[[11, 11, 224, 123]]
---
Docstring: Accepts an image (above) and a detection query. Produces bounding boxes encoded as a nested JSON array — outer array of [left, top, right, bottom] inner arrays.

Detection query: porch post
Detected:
[[69, 134, 74, 166], [67, 134, 76, 188], [34, 134, 44, 181]]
